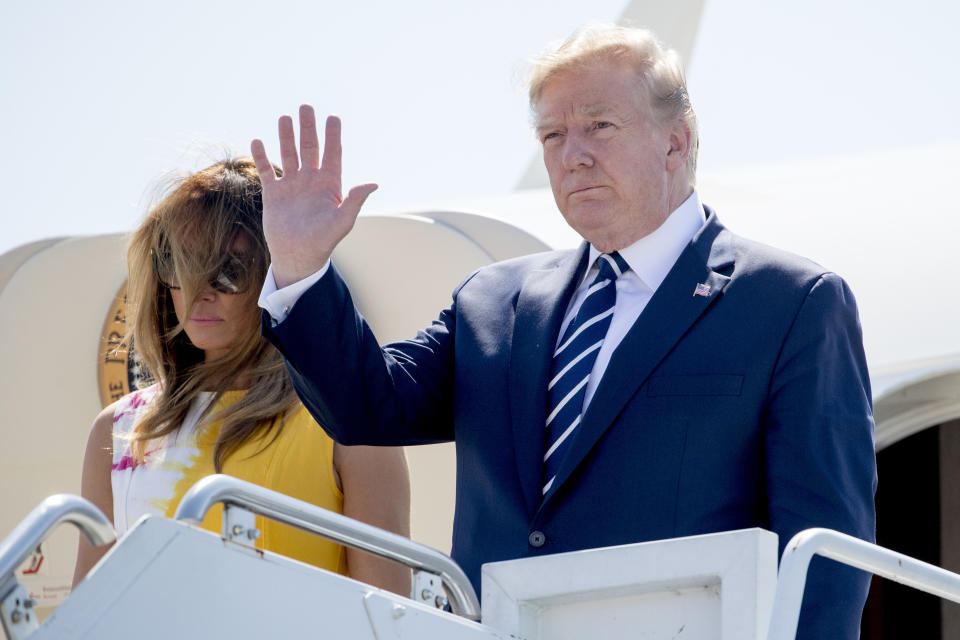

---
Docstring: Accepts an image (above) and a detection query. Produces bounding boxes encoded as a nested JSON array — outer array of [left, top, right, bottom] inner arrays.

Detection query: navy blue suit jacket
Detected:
[[264, 211, 877, 639]]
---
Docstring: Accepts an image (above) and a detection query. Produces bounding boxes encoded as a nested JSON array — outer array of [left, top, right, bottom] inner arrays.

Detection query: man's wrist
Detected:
[[272, 251, 334, 289]]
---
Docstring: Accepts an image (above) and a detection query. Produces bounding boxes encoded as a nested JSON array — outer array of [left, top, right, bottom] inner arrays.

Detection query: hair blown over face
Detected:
[[527, 24, 699, 182], [125, 157, 297, 471]]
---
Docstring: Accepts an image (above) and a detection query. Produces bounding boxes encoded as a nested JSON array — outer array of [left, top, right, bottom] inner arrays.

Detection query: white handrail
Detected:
[[174, 474, 481, 620], [0, 494, 115, 592], [766, 527, 960, 640]]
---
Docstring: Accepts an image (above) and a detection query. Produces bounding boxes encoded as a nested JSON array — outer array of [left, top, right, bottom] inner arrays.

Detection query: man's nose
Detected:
[[561, 133, 594, 170]]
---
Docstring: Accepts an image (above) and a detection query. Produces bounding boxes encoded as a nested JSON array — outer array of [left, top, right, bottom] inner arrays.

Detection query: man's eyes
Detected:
[[540, 121, 613, 143]]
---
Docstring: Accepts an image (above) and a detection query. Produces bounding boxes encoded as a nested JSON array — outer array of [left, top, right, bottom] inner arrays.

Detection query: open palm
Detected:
[[251, 105, 377, 288]]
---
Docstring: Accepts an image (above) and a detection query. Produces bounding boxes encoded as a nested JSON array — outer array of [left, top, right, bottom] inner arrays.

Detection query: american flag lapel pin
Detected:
[[693, 282, 711, 298]]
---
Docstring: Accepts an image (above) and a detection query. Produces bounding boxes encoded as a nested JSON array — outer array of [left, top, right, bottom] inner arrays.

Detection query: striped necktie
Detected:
[[542, 251, 629, 498]]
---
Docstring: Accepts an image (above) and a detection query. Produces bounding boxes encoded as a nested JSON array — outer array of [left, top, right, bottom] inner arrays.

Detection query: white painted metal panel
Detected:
[[482, 528, 778, 640], [41, 516, 502, 639]]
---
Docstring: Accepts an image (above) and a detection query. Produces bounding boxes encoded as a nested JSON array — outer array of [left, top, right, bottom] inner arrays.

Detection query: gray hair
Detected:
[[527, 24, 699, 180]]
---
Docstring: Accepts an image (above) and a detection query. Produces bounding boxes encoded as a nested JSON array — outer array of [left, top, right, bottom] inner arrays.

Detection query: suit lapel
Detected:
[[543, 214, 735, 507], [509, 243, 589, 516]]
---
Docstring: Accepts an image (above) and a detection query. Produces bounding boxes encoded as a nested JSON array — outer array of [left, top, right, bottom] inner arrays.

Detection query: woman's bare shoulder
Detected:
[[88, 401, 120, 451]]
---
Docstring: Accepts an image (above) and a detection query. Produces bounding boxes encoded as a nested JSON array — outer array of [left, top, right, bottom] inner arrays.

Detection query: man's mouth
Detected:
[[569, 186, 605, 197]]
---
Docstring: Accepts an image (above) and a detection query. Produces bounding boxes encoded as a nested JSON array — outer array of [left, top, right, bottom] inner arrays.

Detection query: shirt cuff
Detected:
[[258, 260, 331, 325]]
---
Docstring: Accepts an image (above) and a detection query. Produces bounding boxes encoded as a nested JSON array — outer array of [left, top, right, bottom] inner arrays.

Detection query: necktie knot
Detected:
[[596, 251, 629, 282]]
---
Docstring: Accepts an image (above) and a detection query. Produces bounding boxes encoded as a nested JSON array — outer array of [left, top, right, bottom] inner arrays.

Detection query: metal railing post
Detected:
[[0, 495, 115, 638], [174, 474, 481, 621], [767, 527, 960, 640], [0, 495, 115, 587]]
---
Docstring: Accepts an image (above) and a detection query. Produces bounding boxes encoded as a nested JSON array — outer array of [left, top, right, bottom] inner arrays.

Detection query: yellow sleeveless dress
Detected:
[[110, 385, 346, 575]]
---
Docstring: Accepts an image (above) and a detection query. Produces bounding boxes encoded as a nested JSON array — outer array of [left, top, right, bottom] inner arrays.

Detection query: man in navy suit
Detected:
[[253, 25, 876, 639]]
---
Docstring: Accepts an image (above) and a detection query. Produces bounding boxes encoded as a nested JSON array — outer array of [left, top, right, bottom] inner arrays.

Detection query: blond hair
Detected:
[[125, 157, 298, 472], [527, 24, 699, 179]]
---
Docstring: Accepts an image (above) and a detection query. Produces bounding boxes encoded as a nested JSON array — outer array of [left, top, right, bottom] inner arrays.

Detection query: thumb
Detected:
[[341, 183, 378, 216]]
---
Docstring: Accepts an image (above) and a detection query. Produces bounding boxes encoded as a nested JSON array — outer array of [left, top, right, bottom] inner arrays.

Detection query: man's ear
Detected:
[[665, 121, 691, 173]]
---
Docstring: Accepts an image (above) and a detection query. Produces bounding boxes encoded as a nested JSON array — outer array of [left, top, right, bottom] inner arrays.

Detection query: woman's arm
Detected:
[[333, 443, 411, 595], [72, 403, 117, 588]]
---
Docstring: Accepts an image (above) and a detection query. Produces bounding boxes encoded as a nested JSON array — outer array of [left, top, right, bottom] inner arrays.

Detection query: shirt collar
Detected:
[[587, 190, 706, 291]]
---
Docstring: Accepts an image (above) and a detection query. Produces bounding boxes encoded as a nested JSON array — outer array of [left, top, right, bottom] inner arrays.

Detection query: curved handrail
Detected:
[[767, 527, 960, 640], [0, 495, 115, 588], [174, 474, 481, 621]]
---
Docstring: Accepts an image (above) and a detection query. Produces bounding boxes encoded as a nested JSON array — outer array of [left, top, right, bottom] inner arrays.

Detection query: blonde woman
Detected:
[[74, 157, 410, 594]]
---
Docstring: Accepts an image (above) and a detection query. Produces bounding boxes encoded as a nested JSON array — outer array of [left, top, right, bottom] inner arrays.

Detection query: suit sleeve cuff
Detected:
[[258, 260, 331, 325]]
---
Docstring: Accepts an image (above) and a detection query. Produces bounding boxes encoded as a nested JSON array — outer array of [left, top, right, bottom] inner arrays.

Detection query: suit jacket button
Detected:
[[528, 530, 546, 547]]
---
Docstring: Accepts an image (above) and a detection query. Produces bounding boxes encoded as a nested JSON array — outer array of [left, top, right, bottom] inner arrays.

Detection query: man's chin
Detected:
[[561, 207, 617, 239]]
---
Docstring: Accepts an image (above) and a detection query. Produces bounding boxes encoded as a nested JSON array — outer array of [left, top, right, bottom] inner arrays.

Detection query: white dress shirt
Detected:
[[259, 258, 332, 324], [557, 191, 706, 410], [258, 191, 707, 409]]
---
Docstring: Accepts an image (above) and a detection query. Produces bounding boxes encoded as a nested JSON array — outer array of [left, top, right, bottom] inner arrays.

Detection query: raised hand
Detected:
[[251, 105, 377, 288]]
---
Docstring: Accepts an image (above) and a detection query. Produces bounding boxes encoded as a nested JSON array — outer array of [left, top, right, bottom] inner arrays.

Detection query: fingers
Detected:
[[299, 105, 320, 169], [249, 139, 277, 186], [258, 110, 356, 203], [341, 183, 378, 217], [321, 115, 343, 178], [278, 115, 300, 174]]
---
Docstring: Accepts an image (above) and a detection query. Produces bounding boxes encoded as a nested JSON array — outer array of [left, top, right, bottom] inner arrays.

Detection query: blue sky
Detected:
[[1, 0, 957, 255]]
